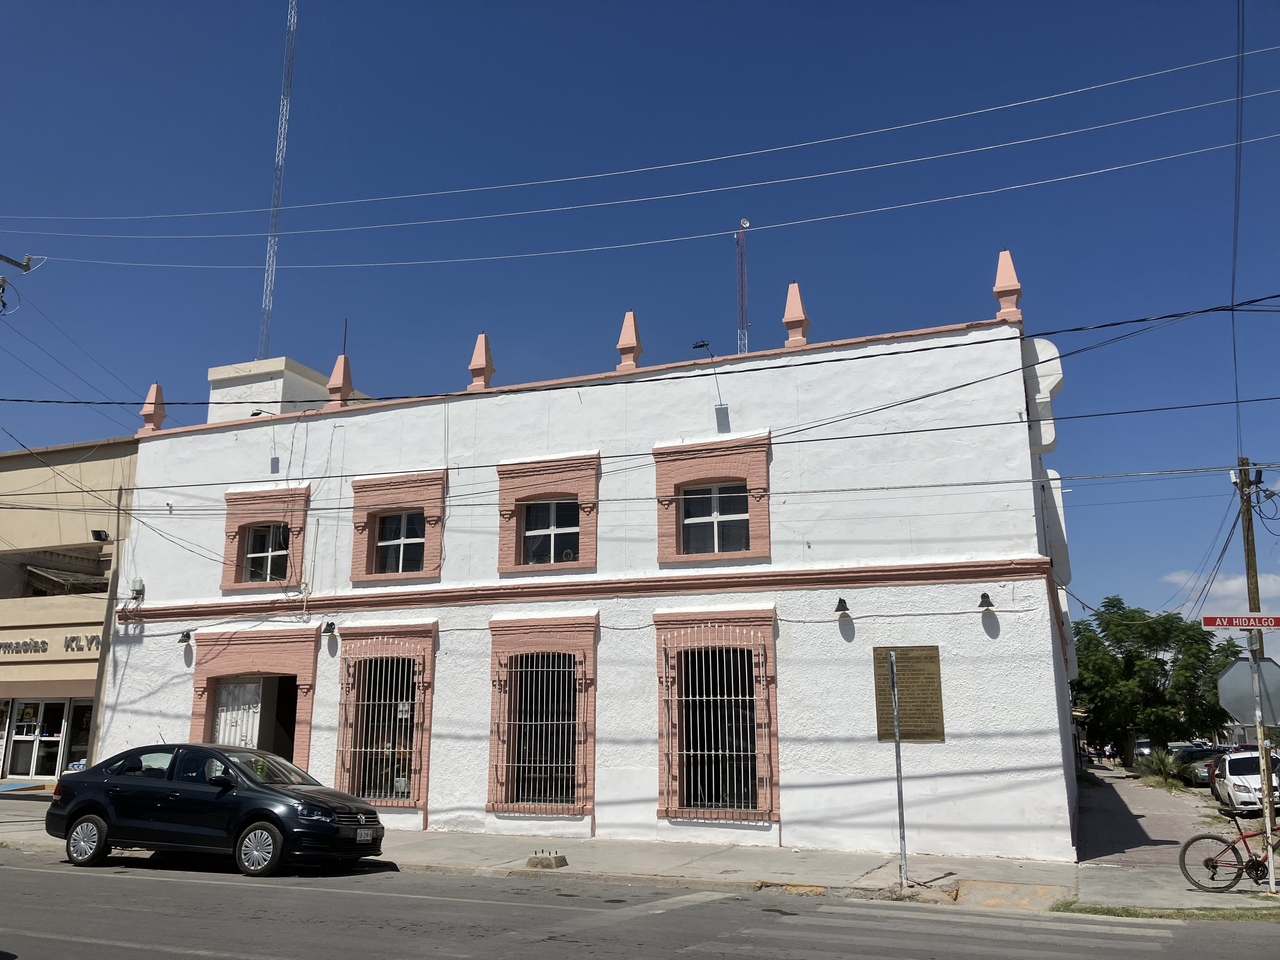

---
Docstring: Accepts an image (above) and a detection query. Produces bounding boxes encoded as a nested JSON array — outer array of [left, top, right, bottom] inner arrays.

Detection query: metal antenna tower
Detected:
[[257, 0, 299, 361], [736, 219, 749, 354]]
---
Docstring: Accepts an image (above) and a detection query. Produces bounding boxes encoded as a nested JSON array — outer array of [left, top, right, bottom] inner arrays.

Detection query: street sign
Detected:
[[1203, 615, 1280, 629], [1217, 657, 1280, 726]]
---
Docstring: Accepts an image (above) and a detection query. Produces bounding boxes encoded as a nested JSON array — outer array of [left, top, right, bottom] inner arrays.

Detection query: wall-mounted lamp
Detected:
[[178, 631, 192, 644], [90, 529, 111, 543], [834, 598, 849, 615], [321, 621, 336, 635], [978, 592, 995, 610]]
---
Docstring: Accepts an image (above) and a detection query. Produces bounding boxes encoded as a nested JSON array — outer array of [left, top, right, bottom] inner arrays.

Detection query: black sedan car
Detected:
[[46, 743, 385, 876]]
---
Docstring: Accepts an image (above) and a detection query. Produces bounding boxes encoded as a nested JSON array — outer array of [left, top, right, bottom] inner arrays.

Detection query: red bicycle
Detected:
[[1179, 808, 1277, 892]]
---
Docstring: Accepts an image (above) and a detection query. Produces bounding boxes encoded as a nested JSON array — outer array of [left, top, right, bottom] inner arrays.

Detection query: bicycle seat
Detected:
[[1219, 807, 1264, 819]]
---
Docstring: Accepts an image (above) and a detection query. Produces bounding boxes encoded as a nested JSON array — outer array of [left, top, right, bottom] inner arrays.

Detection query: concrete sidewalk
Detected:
[[2, 769, 1277, 912]]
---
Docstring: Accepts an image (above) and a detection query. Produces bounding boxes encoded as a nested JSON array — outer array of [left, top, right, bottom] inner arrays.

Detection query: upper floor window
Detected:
[[350, 472, 446, 584], [376, 511, 426, 574], [245, 523, 290, 582], [497, 454, 599, 574], [221, 486, 309, 592], [681, 483, 749, 554], [653, 433, 771, 564], [523, 500, 580, 564]]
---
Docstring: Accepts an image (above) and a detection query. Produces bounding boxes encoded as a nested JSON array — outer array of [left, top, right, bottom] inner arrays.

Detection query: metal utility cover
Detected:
[[1216, 657, 1280, 726]]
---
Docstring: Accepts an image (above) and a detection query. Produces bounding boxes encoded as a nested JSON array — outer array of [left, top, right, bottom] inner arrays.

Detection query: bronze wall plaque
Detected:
[[873, 645, 944, 742]]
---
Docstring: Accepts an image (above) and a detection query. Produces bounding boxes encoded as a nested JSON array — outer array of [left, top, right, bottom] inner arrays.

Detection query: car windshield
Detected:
[[1226, 756, 1280, 777], [221, 750, 320, 786]]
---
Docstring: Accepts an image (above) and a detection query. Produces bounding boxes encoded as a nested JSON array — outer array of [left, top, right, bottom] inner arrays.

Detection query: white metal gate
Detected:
[[214, 678, 263, 749]]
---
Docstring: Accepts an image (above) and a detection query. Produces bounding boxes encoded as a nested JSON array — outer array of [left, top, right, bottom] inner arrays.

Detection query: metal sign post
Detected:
[[888, 651, 912, 890]]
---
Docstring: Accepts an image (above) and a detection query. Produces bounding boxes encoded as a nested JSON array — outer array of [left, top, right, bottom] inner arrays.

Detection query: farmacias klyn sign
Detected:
[[0, 634, 101, 655]]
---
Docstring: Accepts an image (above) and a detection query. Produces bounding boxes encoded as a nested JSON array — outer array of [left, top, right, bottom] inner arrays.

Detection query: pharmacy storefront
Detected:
[[0, 620, 102, 780]]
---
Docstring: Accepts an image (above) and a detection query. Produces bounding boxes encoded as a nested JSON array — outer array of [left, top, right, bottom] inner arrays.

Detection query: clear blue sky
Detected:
[[3, 2, 1279, 624]]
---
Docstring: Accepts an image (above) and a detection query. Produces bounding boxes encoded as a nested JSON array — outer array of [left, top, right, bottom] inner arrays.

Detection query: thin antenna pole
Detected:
[[342, 317, 348, 355], [257, 0, 299, 361], [736, 219, 749, 354]]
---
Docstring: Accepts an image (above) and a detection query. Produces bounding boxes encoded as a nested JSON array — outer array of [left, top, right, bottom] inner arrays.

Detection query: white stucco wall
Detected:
[[99, 319, 1077, 861], [131, 325, 1044, 607], [98, 579, 1073, 859]]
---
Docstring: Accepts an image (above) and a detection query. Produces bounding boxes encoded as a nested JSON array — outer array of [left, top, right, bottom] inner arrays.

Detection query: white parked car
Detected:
[[1211, 751, 1279, 812]]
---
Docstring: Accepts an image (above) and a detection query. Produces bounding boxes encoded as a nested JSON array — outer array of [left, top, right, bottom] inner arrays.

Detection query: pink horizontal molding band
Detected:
[[119, 556, 1054, 623]]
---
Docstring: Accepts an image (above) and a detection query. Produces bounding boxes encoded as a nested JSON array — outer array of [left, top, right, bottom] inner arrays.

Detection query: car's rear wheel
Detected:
[[235, 821, 283, 877], [66, 814, 110, 867]]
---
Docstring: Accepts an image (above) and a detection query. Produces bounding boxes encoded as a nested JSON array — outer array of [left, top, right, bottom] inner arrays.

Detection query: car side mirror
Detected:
[[209, 774, 237, 790]]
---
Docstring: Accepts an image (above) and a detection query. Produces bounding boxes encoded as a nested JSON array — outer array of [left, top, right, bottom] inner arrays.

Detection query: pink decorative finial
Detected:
[[781, 282, 810, 349], [139, 382, 167, 434], [468, 332, 495, 391], [994, 249, 1022, 321], [616, 310, 643, 371], [325, 354, 353, 410]]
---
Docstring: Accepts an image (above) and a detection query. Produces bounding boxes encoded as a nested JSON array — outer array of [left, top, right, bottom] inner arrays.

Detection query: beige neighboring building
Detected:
[[0, 436, 136, 781]]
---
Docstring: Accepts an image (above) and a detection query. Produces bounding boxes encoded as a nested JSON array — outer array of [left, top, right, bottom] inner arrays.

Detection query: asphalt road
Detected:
[[0, 846, 1272, 960]]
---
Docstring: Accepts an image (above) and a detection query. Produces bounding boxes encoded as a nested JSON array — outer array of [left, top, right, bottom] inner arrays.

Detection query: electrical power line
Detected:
[[7, 44, 1279, 224], [39, 132, 1280, 271], [10, 90, 1280, 243]]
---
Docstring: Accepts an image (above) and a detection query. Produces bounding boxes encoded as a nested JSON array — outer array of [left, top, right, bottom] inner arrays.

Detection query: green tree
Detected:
[[1071, 596, 1239, 765]]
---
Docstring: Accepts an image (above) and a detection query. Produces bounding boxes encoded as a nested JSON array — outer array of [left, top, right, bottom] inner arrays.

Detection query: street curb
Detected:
[[384, 860, 963, 903], [386, 860, 834, 896]]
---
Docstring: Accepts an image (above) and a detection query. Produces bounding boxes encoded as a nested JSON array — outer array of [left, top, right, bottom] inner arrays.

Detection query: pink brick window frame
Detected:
[[334, 624, 437, 812], [652, 434, 771, 564], [221, 486, 310, 592], [496, 454, 599, 574], [350, 471, 448, 584], [189, 626, 320, 771], [654, 608, 780, 822], [486, 613, 598, 816]]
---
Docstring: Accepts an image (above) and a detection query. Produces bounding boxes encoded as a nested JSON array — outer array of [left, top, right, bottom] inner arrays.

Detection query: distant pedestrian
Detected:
[[1104, 743, 1114, 765]]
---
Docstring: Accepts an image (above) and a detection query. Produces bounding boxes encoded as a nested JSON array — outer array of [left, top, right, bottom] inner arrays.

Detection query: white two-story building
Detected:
[[98, 251, 1078, 860]]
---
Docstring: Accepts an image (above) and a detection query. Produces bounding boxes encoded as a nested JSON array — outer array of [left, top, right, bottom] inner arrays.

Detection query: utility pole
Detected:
[[87, 486, 124, 764], [1234, 457, 1274, 841], [0, 252, 32, 312]]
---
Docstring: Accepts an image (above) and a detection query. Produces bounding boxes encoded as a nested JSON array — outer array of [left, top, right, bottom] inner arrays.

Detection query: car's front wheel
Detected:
[[66, 814, 110, 867], [235, 821, 283, 877]]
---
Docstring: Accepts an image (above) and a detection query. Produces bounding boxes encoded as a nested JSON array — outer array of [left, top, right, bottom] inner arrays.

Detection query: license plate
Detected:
[[356, 828, 373, 843]]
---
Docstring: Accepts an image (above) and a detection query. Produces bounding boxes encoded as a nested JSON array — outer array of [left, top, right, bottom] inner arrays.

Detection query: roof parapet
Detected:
[[616, 311, 643, 371], [325, 354, 353, 410], [781, 282, 810, 349], [138, 383, 167, 434], [468, 332, 495, 391], [994, 249, 1023, 322]]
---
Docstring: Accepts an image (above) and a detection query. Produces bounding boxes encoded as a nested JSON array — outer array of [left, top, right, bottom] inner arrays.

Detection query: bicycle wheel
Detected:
[[1179, 833, 1244, 892]]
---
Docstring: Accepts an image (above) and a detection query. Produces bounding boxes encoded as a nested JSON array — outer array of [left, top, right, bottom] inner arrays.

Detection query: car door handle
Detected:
[[168, 791, 181, 799], [107, 787, 120, 795]]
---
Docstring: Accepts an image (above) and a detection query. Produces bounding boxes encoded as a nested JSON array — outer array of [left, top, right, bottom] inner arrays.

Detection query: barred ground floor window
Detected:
[[335, 625, 435, 808], [655, 609, 779, 821], [487, 614, 598, 816]]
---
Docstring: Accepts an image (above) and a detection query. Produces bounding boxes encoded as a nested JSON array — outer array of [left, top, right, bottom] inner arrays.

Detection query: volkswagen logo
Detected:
[[357, 814, 366, 824]]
